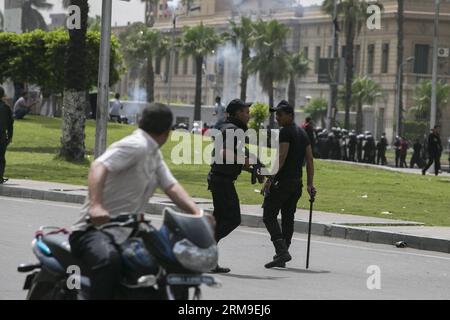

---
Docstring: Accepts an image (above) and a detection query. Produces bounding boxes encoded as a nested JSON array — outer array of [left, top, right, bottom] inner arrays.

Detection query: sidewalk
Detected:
[[1, 179, 449, 254]]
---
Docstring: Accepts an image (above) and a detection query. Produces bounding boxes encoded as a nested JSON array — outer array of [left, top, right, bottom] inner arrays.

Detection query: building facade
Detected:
[[114, 0, 450, 141]]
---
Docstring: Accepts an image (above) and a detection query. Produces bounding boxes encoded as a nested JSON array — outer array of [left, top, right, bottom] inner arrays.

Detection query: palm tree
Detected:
[[411, 80, 450, 122], [141, 0, 159, 27], [180, 23, 223, 121], [287, 50, 310, 108], [123, 24, 169, 103], [59, 0, 89, 161], [304, 97, 328, 128], [248, 19, 290, 128], [22, 0, 53, 32], [322, 0, 382, 130], [228, 16, 255, 102], [351, 76, 383, 133]]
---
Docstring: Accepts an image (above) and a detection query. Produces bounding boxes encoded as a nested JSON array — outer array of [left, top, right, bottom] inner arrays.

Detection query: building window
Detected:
[[341, 46, 346, 59], [183, 57, 188, 75], [165, 56, 170, 75], [315, 46, 321, 74], [355, 45, 361, 73], [328, 45, 332, 58], [155, 56, 161, 75], [381, 43, 389, 73], [174, 51, 179, 75], [367, 44, 375, 74], [304, 46, 309, 59], [414, 44, 430, 74]]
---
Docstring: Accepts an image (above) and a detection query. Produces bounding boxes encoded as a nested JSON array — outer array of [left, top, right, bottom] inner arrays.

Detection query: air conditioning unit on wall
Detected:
[[438, 47, 449, 58]]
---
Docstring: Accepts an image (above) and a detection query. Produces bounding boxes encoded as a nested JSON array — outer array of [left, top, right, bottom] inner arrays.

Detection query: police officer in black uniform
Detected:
[[348, 130, 357, 162], [422, 125, 443, 176], [261, 101, 316, 268], [208, 99, 261, 273], [0, 87, 14, 184]]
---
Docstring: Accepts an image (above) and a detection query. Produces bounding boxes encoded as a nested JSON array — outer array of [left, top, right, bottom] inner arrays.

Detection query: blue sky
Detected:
[[2, 0, 324, 27]]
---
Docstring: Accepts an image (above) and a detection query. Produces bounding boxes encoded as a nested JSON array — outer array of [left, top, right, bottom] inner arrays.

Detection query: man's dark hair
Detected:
[[215, 96, 221, 103], [115, 93, 120, 99], [434, 125, 441, 129], [139, 103, 173, 135], [22, 91, 28, 97], [0, 86, 4, 98], [305, 117, 312, 122]]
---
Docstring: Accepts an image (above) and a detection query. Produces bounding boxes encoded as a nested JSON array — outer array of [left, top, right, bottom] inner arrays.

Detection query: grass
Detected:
[[5, 116, 450, 226]]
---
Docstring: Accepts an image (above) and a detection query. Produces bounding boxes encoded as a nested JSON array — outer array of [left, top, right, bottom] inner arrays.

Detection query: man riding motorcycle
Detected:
[[70, 103, 212, 300]]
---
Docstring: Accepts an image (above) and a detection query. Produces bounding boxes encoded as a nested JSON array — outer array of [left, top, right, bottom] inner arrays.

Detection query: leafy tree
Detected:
[[304, 97, 328, 128], [287, 50, 310, 108], [411, 80, 450, 122]]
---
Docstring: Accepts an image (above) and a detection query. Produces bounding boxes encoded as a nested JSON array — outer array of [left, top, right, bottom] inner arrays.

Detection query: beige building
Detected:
[[114, 0, 450, 141]]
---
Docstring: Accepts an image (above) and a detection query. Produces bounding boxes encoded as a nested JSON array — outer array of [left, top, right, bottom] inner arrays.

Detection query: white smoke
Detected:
[[167, 0, 182, 11]]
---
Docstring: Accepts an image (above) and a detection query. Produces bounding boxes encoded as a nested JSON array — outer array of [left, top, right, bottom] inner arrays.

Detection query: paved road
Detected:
[[1, 196, 449, 300]]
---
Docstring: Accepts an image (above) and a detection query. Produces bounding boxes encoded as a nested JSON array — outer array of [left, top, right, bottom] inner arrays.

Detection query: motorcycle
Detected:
[[18, 208, 220, 300]]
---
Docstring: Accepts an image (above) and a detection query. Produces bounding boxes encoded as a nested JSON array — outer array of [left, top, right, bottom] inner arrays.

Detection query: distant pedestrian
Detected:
[[110, 93, 123, 123], [213, 96, 226, 129], [302, 117, 316, 152], [399, 137, 408, 168], [348, 131, 357, 162], [422, 125, 443, 176], [376, 133, 388, 165], [410, 139, 423, 169], [13, 92, 38, 120], [0, 87, 14, 184]]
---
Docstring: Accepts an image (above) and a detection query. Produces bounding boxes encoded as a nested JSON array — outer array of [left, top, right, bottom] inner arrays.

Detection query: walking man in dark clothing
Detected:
[[356, 134, 364, 162], [410, 139, 423, 169], [422, 125, 443, 176], [261, 100, 315, 269], [0, 87, 14, 184], [208, 99, 262, 273]]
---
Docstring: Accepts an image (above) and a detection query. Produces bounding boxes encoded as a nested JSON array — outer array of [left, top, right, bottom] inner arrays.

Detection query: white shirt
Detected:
[[72, 129, 177, 231], [110, 99, 122, 116]]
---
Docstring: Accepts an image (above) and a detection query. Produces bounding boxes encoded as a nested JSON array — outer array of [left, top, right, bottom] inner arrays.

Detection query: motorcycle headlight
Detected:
[[173, 239, 218, 272]]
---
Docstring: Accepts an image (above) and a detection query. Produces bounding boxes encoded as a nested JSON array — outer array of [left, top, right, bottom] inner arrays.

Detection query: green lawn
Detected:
[[5, 116, 450, 226]]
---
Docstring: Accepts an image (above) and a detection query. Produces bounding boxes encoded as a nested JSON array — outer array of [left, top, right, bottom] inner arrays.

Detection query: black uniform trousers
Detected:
[[0, 141, 7, 179], [262, 179, 302, 248], [69, 228, 122, 300], [207, 173, 241, 243], [423, 154, 441, 175]]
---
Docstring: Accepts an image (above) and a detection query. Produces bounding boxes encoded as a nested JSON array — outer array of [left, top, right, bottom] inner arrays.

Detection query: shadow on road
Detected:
[[279, 267, 331, 274], [217, 274, 287, 281]]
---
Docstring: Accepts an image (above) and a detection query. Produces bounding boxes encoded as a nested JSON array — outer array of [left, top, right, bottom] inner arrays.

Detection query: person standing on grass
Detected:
[[410, 139, 423, 169], [109, 93, 123, 123], [399, 137, 409, 168], [422, 125, 443, 176], [0, 87, 13, 184], [213, 96, 227, 129], [394, 136, 401, 167]]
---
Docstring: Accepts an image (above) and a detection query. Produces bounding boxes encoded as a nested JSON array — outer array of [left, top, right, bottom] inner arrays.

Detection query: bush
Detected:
[[403, 120, 429, 141], [249, 102, 269, 132]]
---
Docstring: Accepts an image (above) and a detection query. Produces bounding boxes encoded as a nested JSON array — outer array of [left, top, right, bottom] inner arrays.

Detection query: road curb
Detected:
[[1, 185, 449, 254]]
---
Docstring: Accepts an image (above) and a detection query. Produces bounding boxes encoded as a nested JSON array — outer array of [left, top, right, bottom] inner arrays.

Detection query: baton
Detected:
[[306, 191, 315, 269]]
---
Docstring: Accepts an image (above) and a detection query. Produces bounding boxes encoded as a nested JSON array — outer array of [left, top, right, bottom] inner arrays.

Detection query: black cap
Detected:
[[226, 99, 252, 115], [269, 100, 294, 114]]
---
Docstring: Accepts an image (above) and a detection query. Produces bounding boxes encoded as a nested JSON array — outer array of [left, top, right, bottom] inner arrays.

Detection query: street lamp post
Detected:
[[395, 56, 414, 138], [94, 0, 112, 159], [326, 0, 338, 131], [430, 0, 441, 129]]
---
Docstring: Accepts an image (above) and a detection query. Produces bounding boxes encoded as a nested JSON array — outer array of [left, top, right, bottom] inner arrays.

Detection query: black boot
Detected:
[[265, 239, 291, 268]]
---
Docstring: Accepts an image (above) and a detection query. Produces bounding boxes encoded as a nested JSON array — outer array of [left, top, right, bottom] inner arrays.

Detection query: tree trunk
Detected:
[[60, 0, 88, 162], [397, 0, 404, 136], [60, 91, 87, 161], [240, 46, 250, 101], [269, 79, 275, 128], [194, 56, 203, 121], [344, 20, 355, 130], [288, 76, 296, 108], [147, 55, 154, 103], [356, 101, 363, 133]]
